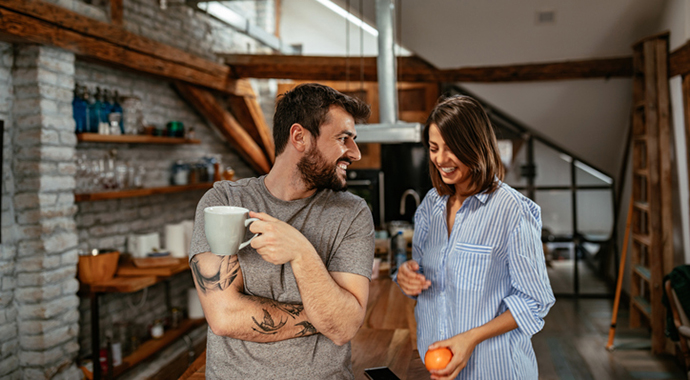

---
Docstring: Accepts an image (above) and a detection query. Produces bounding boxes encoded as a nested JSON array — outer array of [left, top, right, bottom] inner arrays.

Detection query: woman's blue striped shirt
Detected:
[[402, 182, 555, 379]]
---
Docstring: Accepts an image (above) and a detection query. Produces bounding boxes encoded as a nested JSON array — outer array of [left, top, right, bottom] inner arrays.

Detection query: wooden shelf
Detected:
[[113, 318, 207, 378], [79, 261, 190, 295], [117, 259, 189, 278], [77, 133, 200, 145], [75, 183, 213, 202]]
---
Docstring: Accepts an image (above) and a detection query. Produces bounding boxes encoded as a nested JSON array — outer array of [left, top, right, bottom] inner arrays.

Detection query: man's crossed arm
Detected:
[[190, 253, 318, 342]]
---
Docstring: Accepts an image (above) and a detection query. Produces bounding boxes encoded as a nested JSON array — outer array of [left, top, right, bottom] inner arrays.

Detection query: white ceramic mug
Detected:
[[204, 206, 259, 256]]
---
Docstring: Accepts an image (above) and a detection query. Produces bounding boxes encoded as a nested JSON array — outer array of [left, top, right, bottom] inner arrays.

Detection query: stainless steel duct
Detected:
[[376, 0, 397, 125], [355, 0, 423, 144]]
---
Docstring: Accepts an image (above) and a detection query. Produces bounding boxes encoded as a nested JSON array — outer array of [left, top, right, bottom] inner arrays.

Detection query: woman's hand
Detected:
[[427, 330, 479, 380], [396, 260, 431, 296]]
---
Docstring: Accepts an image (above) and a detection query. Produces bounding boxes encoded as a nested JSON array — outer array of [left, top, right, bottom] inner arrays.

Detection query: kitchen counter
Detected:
[[179, 277, 429, 380]]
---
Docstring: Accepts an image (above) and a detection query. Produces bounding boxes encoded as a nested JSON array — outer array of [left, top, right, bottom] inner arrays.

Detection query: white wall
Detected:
[[660, 0, 690, 265], [280, 0, 379, 56]]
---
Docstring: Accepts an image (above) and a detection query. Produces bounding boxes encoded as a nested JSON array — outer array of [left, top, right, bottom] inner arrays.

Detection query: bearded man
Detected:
[[188, 83, 375, 380]]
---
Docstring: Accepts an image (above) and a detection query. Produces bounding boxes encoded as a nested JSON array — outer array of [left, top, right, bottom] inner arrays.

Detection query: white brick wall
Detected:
[[0, 41, 19, 380], [3, 44, 82, 380]]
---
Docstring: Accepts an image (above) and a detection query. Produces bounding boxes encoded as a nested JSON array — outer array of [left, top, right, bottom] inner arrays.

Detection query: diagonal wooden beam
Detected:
[[0, 0, 251, 96], [226, 79, 275, 163], [222, 54, 633, 82], [175, 82, 271, 174]]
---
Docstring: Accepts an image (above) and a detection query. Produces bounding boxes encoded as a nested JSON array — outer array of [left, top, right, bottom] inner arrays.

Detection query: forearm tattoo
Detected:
[[190, 255, 240, 293], [295, 321, 317, 337], [242, 295, 317, 337], [251, 297, 304, 318], [252, 309, 288, 334]]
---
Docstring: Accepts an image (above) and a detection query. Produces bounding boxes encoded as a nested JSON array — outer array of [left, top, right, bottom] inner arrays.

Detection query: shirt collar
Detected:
[[435, 179, 501, 208]]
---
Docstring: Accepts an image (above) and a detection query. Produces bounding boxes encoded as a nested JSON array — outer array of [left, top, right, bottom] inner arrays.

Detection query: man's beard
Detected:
[[297, 145, 349, 192]]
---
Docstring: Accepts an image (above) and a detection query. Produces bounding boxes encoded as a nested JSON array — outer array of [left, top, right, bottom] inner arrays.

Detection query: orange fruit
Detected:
[[424, 347, 453, 370]]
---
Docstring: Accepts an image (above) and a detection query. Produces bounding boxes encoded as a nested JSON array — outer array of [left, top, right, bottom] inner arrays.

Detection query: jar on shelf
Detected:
[[150, 319, 164, 339], [171, 160, 189, 186]]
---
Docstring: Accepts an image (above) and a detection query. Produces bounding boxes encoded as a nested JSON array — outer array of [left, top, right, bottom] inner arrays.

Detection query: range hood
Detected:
[[354, 0, 423, 144]]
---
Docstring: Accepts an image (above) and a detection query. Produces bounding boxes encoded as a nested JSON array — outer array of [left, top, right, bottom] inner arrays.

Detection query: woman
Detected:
[[396, 95, 555, 380]]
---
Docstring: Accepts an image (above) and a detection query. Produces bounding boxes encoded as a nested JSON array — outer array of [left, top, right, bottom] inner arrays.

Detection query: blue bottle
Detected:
[[88, 87, 102, 133], [101, 88, 112, 128], [72, 85, 87, 133]]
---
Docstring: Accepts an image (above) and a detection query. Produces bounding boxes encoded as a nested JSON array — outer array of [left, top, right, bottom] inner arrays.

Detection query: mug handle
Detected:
[[238, 217, 260, 250]]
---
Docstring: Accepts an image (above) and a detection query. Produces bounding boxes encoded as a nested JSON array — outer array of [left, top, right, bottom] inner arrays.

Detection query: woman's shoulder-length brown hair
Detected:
[[423, 95, 505, 197]]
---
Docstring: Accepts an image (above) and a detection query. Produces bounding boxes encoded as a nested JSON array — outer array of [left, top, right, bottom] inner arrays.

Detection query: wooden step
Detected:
[[633, 264, 651, 282], [633, 233, 651, 247], [632, 296, 652, 319]]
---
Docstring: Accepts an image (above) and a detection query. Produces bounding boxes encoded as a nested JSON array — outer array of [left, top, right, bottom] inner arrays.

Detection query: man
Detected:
[[188, 83, 375, 379]]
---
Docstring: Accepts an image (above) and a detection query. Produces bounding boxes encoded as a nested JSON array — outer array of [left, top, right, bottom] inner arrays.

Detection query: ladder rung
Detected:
[[634, 168, 649, 177], [633, 233, 651, 246], [632, 296, 652, 319], [633, 264, 651, 282], [632, 135, 647, 141], [633, 201, 649, 212]]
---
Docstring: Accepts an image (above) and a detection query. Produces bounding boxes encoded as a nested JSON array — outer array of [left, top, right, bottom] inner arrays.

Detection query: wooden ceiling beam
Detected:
[[670, 42, 690, 77], [223, 54, 633, 83], [437, 56, 633, 82], [0, 0, 251, 96]]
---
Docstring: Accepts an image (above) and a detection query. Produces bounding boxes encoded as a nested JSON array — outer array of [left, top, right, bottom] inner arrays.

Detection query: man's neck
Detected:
[[263, 159, 316, 201]]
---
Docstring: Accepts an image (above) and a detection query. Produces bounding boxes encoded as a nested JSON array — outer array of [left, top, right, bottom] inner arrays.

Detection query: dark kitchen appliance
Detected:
[[381, 143, 433, 224], [346, 169, 385, 228]]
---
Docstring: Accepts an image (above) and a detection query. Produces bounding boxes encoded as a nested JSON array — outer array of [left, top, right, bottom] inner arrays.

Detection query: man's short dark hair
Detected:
[[273, 83, 371, 157]]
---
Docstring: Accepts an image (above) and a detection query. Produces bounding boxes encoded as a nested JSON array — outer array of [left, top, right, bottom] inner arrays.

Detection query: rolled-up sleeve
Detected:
[[504, 210, 555, 336]]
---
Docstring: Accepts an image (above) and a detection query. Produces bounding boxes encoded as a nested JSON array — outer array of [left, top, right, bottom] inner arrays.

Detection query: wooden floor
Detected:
[[535, 298, 686, 380], [547, 260, 612, 296], [180, 277, 688, 380]]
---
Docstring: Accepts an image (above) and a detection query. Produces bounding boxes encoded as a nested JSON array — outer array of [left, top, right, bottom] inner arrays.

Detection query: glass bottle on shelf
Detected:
[[101, 89, 116, 134], [88, 87, 103, 134], [111, 91, 125, 134], [72, 84, 88, 133]]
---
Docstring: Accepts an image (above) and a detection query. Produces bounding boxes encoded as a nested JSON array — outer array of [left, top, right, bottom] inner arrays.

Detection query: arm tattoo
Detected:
[[295, 321, 317, 337], [190, 255, 240, 293], [251, 309, 288, 334], [251, 297, 304, 319]]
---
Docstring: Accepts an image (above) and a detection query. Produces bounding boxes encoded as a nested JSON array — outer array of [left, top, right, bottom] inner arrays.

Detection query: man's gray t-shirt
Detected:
[[189, 176, 375, 380]]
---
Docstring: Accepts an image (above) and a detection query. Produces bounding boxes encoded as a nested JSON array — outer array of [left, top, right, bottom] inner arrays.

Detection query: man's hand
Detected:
[[397, 260, 431, 296], [248, 211, 317, 265]]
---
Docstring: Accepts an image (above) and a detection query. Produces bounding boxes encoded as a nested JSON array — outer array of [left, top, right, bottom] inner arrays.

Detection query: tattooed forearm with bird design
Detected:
[[191, 253, 318, 339]]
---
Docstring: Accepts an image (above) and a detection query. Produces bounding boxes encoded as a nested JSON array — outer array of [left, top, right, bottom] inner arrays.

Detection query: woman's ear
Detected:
[[289, 123, 310, 153]]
